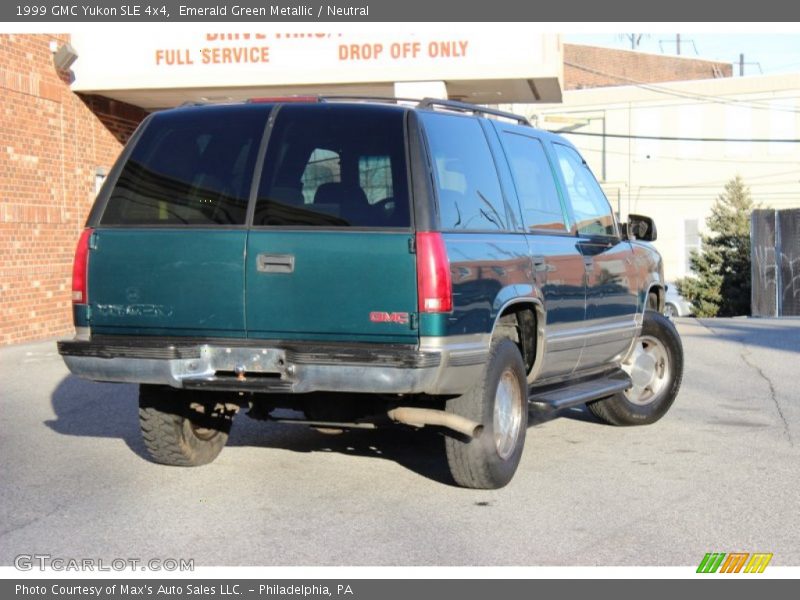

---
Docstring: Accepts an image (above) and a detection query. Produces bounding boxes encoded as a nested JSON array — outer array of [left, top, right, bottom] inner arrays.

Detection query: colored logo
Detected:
[[697, 552, 773, 573], [369, 311, 410, 324]]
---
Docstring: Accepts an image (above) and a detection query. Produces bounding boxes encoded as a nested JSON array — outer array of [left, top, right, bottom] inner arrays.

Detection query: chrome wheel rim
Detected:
[[621, 335, 671, 405], [493, 369, 523, 460]]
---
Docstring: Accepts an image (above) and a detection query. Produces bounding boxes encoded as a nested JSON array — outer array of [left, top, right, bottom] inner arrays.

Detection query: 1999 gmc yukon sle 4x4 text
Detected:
[[58, 98, 683, 489]]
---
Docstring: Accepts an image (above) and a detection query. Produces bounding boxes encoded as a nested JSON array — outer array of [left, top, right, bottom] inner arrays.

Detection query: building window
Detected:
[[725, 105, 752, 157], [634, 107, 661, 160], [769, 99, 795, 156], [679, 106, 702, 158], [684, 218, 701, 274]]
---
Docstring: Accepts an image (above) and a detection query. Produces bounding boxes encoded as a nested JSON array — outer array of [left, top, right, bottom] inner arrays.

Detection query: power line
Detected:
[[532, 93, 800, 114], [631, 168, 799, 188], [564, 60, 800, 114], [549, 130, 800, 143], [578, 145, 800, 164]]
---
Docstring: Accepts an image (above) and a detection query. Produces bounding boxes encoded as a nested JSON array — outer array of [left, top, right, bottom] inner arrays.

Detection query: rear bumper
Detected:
[[57, 335, 488, 395]]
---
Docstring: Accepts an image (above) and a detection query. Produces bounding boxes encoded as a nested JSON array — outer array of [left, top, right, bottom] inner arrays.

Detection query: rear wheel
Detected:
[[588, 311, 683, 426], [445, 339, 528, 489], [139, 385, 235, 466]]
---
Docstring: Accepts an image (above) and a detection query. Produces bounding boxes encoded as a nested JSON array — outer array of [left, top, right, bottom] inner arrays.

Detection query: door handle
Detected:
[[257, 253, 295, 273]]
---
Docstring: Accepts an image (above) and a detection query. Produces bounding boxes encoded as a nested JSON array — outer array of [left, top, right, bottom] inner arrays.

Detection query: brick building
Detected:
[[564, 43, 732, 90], [0, 34, 146, 345], [0, 34, 731, 345]]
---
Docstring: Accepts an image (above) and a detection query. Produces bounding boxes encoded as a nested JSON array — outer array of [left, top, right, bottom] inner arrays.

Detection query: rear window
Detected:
[[419, 112, 510, 232], [101, 106, 268, 226], [501, 132, 568, 232], [253, 104, 410, 228]]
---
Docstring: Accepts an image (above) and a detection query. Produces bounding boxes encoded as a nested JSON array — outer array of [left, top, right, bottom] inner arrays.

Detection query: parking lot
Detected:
[[1, 318, 798, 567]]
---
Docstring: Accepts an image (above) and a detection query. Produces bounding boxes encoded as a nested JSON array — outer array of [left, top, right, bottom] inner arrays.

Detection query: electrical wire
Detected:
[[564, 60, 800, 114], [547, 130, 800, 143], [577, 145, 800, 164]]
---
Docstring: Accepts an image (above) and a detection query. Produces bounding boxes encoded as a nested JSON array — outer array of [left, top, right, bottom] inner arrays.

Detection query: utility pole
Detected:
[[676, 33, 681, 55], [740, 53, 745, 76]]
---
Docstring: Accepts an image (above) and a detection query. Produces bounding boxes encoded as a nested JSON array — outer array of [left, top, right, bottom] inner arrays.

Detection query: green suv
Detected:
[[58, 98, 683, 489]]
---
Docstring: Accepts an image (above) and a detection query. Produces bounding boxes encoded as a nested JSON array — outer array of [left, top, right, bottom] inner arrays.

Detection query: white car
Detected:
[[664, 283, 694, 318]]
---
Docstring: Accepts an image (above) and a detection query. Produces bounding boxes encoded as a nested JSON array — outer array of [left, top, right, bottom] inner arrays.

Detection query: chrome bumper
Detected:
[[57, 335, 488, 396]]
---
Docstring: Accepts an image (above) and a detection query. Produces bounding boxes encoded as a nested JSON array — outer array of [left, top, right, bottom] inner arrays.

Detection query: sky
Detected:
[[565, 33, 800, 76]]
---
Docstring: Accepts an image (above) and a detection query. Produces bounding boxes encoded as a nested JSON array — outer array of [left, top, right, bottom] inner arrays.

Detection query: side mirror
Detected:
[[626, 214, 657, 242]]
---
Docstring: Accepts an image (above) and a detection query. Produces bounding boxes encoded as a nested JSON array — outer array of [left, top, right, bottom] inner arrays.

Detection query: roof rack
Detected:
[[317, 95, 421, 105], [416, 98, 530, 126], [183, 96, 531, 126]]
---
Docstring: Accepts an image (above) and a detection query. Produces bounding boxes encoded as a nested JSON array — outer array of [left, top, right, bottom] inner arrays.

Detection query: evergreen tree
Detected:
[[676, 176, 756, 317]]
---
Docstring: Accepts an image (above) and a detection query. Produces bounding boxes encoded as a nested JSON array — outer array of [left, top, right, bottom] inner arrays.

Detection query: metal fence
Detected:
[[751, 209, 800, 317]]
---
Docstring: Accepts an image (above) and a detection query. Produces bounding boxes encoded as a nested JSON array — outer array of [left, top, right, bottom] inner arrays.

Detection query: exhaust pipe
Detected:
[[387, 407, 483, 439]]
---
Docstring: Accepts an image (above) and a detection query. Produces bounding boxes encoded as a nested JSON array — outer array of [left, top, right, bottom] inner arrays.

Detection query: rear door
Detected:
[[88, 105, 269, 337], [495, 128, 588, 379], [245, 104, 418, 343], [550, 142, 638, 370]]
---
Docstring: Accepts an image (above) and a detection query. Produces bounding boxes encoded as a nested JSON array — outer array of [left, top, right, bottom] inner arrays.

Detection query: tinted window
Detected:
[[420, 113, 509, 231], [553, 143, 616, 236], [254, 105, 409, 228], [101, 106, 268, 225], [300, 149, 341, 204], [359, 156, 394, 204], [502, 133, 567, 232]]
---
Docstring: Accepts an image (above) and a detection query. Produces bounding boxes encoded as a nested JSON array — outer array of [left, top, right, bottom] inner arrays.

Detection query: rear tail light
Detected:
[[416, 232, 452, 313], [71, 228, 93, 304]]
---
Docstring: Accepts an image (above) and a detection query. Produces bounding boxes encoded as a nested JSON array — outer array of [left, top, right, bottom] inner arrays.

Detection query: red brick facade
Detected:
[[564, 44, 732, 90], [0, 34, 146, 345]]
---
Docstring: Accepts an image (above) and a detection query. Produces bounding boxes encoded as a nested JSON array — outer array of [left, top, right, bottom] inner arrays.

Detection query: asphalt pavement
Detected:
[[1, 318, 798, 567]]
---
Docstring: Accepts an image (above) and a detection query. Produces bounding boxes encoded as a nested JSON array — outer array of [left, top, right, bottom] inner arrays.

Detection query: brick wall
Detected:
[[0, 34, 147, 345], [565, 44, 733, 90]]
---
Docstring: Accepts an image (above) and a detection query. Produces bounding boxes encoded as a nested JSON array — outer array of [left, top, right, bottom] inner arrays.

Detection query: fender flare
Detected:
[[490, 294, 546, 383]]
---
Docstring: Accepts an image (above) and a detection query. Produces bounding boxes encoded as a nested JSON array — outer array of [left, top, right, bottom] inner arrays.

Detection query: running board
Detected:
[[528, 370, 631, 411]]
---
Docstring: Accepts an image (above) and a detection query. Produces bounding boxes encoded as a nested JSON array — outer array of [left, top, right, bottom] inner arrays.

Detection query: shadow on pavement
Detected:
[[47, 375, 603, 486], [229, 417, 456, 485], [45, 375, 149, 459], [688, 318, 800, 353]]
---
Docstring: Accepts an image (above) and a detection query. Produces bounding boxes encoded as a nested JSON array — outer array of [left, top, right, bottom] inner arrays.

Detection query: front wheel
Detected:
[[445, 338, 528, 489], [588, 310, 683, 426]]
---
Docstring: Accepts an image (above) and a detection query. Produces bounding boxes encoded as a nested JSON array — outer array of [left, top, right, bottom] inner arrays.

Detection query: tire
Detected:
[[445, 338, 528, 489], [139, 385, 233, 466], [588, 310, 683, 426]]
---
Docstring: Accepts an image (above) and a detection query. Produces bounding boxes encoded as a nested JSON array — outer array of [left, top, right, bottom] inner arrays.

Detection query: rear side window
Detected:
[[254, 105, 410, 228], [552, 143, 616, 237], [101, 106, 268, 226], [420, 113, 509, 231], [501, 132, 568, 232]]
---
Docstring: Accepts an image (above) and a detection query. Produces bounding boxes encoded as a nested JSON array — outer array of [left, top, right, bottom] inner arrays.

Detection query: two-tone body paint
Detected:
[[74, 101, 664, 392], [415, 117, 649, 384]]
